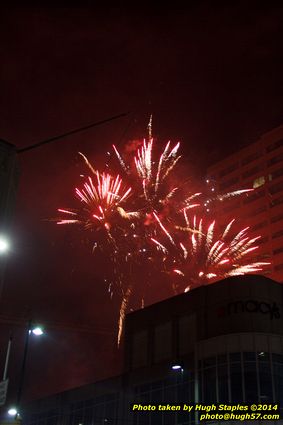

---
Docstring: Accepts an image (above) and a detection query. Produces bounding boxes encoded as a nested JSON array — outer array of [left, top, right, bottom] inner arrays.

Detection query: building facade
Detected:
[[206, 125, 283, 283], [0, 140, 19, 233], [0, 139, 19, 298], [6, 275, 283, 425]]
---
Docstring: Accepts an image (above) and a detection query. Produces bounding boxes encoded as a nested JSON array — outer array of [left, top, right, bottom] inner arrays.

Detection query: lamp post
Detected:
[[0, 234, 10, 302], [12, 320, 44, 420]]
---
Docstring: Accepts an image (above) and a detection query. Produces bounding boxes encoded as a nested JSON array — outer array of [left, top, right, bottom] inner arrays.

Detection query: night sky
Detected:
[[0, 3, 283, 405]]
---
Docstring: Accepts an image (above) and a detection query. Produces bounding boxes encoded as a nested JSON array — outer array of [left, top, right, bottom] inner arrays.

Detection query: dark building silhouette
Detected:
[[6, 275, 283, 425], [0, 140, 19, 231], [0, 139, 19, 297]]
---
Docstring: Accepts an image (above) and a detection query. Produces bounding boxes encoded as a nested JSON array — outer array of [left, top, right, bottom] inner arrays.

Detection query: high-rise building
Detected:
[[0, 139, 19, 232], [0, 139, 19, 297], [206, 125, 283, 283]]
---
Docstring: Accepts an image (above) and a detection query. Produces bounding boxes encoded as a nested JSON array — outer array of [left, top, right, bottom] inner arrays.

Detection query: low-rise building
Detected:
[[6, 275, 283, 425]]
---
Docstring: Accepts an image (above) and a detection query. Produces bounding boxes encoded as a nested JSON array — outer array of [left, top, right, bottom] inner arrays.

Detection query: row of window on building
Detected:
[[220, 171, 283, 192], [216, 139, 283, 179], [24, 347, 283, 425]]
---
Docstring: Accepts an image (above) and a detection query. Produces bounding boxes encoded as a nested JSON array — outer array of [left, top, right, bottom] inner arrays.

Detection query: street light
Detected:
[[171, 360, 184, 373], [14, 320, 44, 419], [30, 326, 44, 336], [171, 364, 183, 371], [8, 408, 18, 416], [0, 235, 9, 254]]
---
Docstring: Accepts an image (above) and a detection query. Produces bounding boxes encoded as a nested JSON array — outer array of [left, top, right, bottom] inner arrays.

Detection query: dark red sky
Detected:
[[0, 2, 283, 405]]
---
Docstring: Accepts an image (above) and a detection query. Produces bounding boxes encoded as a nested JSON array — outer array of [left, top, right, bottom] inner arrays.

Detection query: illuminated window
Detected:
[[253, 176, 265, 188]]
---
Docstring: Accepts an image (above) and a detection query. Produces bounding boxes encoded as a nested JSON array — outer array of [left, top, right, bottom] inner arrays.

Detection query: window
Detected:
[[273, 247, 283, 255], [223, 201, 241, 213], [241, 151, 261, 166], [273, 363, 283, 405], [243, 352, 255, 361], [242, 165, 261, 179], [270, 194, 283, 208], [271, 213, 283, 223], [132, 330, 148, 368], [272, 229, 283, 240], [269, 167, 283, 181], [243, 189, 265, 204], [252, 205, 267, 216], [203, 367, 217, 403], [154, 322, 172, 362], [257, 236, 269, 245], [253, 176, 265, 188], [230, 362, 243, 402], [219, 162, 238, 178], [266, 138, 283, 153], [218, 364, 229, 402], [267, 152, 283, 167], [179, 314, 196, 355], [197, 351, 283, 407], [250, 221, 267, 232], [244, 361, 258, 403], [272, 353, 283, 364], [256, 253, 271, 260], [269, 181, 283, 195], [203, 357, 216, 367], [230, 352, 241, 362], [219, 176, 239, 191]]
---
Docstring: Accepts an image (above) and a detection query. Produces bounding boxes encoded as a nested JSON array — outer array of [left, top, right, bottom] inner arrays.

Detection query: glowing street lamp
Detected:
[[171, 360, 184, 372], [15, 320, 44, 419], [0, 235, 9, 254], [30, 326, 44, 336], [8, 408, 18, 416], [171, 364, 183, 370]]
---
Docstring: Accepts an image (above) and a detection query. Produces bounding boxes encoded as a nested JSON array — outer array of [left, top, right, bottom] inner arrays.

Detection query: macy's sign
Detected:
[[217, 299, 281, 320]]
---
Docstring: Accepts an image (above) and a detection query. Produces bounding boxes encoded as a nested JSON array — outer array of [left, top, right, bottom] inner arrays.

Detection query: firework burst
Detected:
[[56, 130, 268, 344], [152, 213, 270, 293], [113, 138, 182, 214], [57, 171, 135, 236]]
